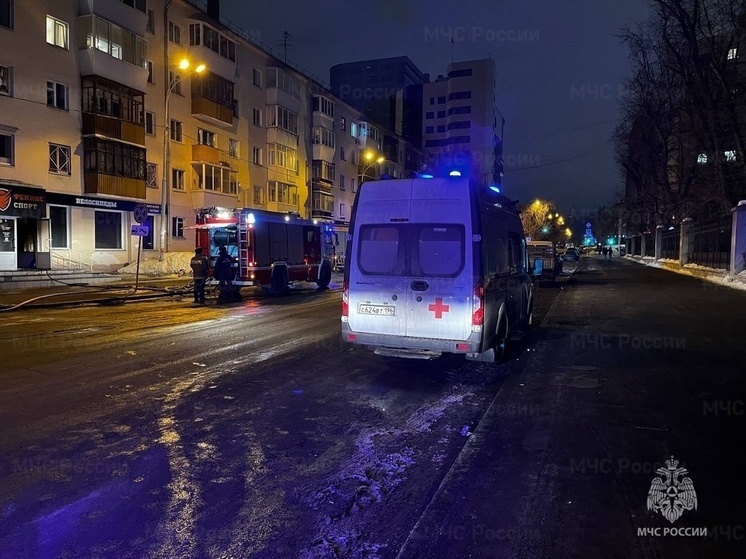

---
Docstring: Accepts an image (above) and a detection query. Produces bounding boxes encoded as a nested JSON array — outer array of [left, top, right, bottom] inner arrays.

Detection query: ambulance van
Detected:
[[341, 175, 533, 362]]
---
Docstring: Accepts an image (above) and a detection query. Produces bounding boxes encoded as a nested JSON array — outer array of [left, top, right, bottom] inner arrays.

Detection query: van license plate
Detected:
[[358, 304, 395, 316]]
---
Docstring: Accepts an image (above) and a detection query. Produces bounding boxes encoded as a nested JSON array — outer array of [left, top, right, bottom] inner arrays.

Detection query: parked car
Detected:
[[562, 247, 580, 262], [527, 241, 563, 281]]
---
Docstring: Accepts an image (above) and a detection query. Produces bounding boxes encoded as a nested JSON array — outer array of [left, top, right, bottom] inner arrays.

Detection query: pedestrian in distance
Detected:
[[214, 245, 240, 301], [190, 247, 210, 304]]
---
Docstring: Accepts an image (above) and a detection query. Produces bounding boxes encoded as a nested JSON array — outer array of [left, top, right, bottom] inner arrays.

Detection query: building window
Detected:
[[83, 138, 146, 179], [172, 216, 184, 238], [340, 116, 346, 131], [49, 143, 71, 175], [312, 95, 335, 117], [447, 120, 471, 130], [94, 210, 123, 249], [0, 131, 15, 165], [728, 48, 738, 60], [1, 0, 13, 30], [81, 77, 144, 123], [147, 61, 154, 84], [437, 110, 446, 118], [265, 67, 301, 98], [267, 180, 298, 205], [350, 150, 357, 165], [339, 175, 345, 191], [697, 153, 708, 164], [725, 150, 737, 161], [350, 122, 358, 137], [252, 147, 262, 165], [437, 125, 445, 133], [46, 16, 69, 49], [46, 81, 68, 110], [145, 111, 155, 135], [170, 119, 183, 142], [168, 21, 181, 44], [191, 71, 234, 111], [253, 185, 264, 205], [171, 168, 185, 190], [448, 91, 472, 101], [312, 126, 335, 148], [426, 111, 434, 119], [425, 126, 434, 133], [338, 203, 346, 219], [268, 143, 297, 171], [197, 128, 217, 147], [146, 162, 157, 187], [312, 160, 336, 183], [429, 97, 435, 105], [253, 68, 262, 87], [340, 146, 346, 160], [49, 205, 69, 248], [0, 65, 11, 96], [229, 139, 239, 158], [351, 177, 356, 193], [194, 164, 234, 193], [438, 96, 446, 103], [266, 105, 299, 135], [189, 23, 236, 62], [146, 8, 154, 33], [252, 107, 262, 126]]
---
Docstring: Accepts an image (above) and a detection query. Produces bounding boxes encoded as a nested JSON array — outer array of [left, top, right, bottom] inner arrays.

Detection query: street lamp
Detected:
[[359, 150, 385, 184], [159, 58, 205, 258]]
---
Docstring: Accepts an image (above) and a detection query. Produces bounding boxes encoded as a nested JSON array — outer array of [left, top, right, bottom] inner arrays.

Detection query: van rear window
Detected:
[[358, 224, 465, 277]]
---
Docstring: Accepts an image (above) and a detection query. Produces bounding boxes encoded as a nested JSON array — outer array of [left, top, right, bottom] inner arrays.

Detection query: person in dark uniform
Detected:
[[214, 245, 238, 300], [190, 247, 210, 303]]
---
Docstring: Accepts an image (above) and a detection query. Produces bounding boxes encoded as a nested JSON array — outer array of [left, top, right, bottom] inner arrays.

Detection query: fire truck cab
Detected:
[[194, 207, 333, 294]]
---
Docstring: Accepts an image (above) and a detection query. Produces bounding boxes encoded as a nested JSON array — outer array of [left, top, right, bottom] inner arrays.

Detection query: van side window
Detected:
[[495, 238, 507, 274]]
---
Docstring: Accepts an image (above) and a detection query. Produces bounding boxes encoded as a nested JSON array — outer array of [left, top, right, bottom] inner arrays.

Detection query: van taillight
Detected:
[[342, 281, 349, 319], [472, 283, 484, 331]]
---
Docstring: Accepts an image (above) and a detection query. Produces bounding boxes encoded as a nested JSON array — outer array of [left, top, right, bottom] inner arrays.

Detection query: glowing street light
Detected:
[[159, 57, 206, 256]]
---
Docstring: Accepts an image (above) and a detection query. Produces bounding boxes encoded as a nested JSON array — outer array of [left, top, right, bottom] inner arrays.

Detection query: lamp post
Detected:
[[159, 59, 205, 258], [359, 150, 384, 185]]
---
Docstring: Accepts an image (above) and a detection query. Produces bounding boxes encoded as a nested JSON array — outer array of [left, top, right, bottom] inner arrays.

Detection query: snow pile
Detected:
[[117, 252, 194, 276]]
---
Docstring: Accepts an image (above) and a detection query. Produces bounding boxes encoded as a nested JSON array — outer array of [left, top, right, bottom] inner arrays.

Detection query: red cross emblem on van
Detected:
[[428, 297, 450, 319]]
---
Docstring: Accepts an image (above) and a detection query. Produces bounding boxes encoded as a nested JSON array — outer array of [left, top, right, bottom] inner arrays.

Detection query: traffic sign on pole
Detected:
[[133, 203, 149, 224], [131, 224, 149, 236]]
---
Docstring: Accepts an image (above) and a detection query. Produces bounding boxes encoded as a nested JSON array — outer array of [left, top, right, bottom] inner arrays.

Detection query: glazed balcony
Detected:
[[84, 173, 146, 199], [82, 113, 145, 146]]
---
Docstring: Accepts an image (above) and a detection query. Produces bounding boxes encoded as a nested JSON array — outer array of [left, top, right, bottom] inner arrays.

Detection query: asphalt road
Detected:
[[1, 257, 743, 558]]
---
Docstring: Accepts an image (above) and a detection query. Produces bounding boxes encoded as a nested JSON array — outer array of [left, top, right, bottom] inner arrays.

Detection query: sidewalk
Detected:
[[0, 272, 344, 310], [625, 255, 746, 291]]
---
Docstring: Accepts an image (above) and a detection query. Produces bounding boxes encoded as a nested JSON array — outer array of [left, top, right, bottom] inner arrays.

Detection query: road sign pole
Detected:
[[135, 233, 142, 292]]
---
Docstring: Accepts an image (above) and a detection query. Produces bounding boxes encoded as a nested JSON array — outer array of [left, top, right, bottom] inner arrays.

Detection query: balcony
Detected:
[[313, 144, 335, 162], [78, 0, 147, 34], [311, 178, 333, 195], [191, 144, 221, 164], [266, 201, 298, 213], [83, 113, 145, 146], [84, 173, 145, 199], [77, 48, 148, 93], [192, 96, 233, 127]]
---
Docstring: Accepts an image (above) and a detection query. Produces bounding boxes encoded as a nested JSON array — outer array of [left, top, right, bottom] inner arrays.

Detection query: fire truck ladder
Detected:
[[238, 212, 250, 280]]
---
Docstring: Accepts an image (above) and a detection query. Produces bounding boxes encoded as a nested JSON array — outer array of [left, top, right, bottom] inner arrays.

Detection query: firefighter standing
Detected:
[[190, 247, 210, 304], [214, 245, 238, 298]]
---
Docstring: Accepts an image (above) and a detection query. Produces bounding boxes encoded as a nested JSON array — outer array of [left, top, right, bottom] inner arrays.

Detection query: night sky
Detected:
[[220, 0, 651, 221]]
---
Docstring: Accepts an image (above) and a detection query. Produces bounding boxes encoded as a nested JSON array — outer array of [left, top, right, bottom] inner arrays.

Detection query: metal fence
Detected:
[[644, 232, 655, 257], [632, 236, 642, 256], [660, 228, 680, 260], [687, 215, 732, 269]]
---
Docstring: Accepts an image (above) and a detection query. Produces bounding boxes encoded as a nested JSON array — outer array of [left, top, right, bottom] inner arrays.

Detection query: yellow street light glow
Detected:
[[365, 151, 374, 161], [376, 156, 384, 163], [178, 59, 190, 70], [195, 64, 206, 73]]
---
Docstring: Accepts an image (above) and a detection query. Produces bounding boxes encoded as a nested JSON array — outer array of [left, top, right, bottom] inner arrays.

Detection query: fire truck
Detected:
[[193, 207, 333, 293]]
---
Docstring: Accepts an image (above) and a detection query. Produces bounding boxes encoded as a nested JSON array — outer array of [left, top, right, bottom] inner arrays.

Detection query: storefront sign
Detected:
[[0, 184, 47, 219], [45, 193, 161, 214]]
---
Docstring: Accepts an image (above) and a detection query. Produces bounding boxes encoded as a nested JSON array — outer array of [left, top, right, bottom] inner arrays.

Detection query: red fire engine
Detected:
[[193, 207, 333, 293]]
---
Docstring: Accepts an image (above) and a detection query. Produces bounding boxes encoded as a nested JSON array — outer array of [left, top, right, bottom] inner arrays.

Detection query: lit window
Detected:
[[0, 65, 11, 95], [728, 48, 738, 60], [46, 81, 68, 110], [725, 150, 737, 161], [697, 153, 708, 164], [46, 16, 68, 49], [49, 143, 71, 175]]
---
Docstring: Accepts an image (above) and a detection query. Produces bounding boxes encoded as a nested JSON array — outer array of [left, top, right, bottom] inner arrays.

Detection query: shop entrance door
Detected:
[[0, 218, 17, 270], [17, 217, 39, 268]]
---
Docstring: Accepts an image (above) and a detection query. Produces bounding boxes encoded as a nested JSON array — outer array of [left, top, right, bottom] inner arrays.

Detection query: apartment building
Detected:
[[419, 59, 505, 187], [0, 0, 424, 272]]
